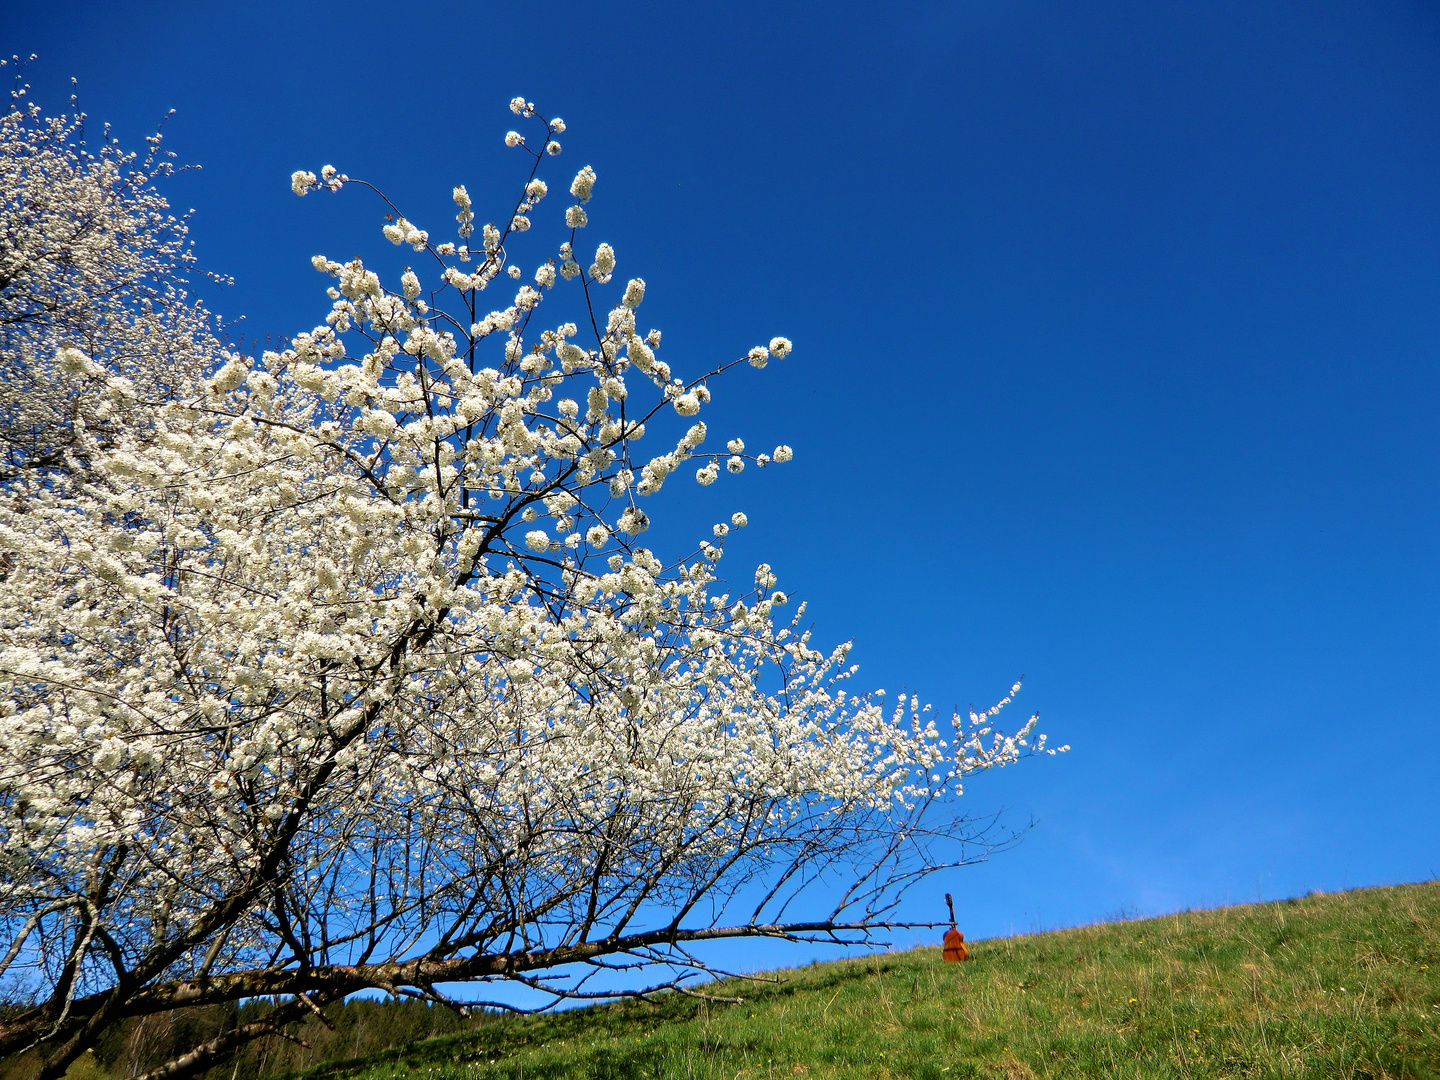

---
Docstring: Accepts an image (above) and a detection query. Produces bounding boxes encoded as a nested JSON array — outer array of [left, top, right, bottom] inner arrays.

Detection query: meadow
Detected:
[[257, 880, 1440, 1080]]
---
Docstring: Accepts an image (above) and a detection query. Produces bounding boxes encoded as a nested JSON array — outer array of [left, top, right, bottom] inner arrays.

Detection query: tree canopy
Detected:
[[0, 84, 1060, 1080]]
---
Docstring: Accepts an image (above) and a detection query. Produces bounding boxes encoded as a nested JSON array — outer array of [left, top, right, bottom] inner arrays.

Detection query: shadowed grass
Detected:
[[279, 881, 1438, 1078]]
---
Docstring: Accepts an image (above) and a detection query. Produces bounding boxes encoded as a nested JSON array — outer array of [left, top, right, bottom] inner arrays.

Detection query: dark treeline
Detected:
[[1, 998, 495, 1080]]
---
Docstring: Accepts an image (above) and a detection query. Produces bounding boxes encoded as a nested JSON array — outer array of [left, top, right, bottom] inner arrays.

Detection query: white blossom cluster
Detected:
[[0, 66, 219, 495], [0, 90, 1058, 1067]]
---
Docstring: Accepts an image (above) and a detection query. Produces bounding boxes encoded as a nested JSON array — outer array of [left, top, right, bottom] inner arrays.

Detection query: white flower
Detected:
[[755, 564, 777, 589], [623, 278, 646, 308], [627, 338, 655, 371], [565, 206, 588, 228], [731, 512, 748, 527], [727, 456, 744, 474], [315, 557, 340, 590], [673, 393, 700, 417], [362, 411, 398, 438], [207, 358, 248, 394], [535, 263, 556, 288], [400, 270, 421, 300], [586, 525, 609, 546], [57, 346, 94, 375], [505, 131, 524, 147], [525, 179, 548, 201], [507, 266, 522, 279], [617, 507, 650, 534], [550, 117, 566, 133], [509, 96, 529, 114], [695, 463, 718, 486], [773, 445, 793, 463], [770, 590, 788, 606], [590, 243, 616, 282], [726, 438, 744, 454], [546, 141, 562, 156], [511, 214, 531, 232], [560, 342, 588, 369], [768, 336, 792, 358], [291, 170, 318, 196], [747, 346, 769, 368], [524, 530, 550, 551], [571, 165, 596, 203]]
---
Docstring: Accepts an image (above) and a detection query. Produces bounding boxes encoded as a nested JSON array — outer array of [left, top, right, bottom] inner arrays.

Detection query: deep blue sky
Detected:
[[7, 0, 1438, 953]]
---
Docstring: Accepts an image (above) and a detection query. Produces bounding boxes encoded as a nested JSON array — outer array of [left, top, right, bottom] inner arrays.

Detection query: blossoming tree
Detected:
[[0, 88, 1061, 1080]]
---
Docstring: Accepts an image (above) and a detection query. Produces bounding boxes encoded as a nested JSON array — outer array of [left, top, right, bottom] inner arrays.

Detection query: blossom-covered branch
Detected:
[[0, 87, 1062, 1080]]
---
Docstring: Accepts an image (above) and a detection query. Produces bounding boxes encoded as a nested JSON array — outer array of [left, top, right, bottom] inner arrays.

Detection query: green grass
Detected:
[[279, 881, 1440, 1080]]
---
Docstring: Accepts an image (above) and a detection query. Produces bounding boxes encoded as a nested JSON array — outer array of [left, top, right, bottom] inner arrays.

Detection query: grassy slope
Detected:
[[294, 881, 1439, 1080]]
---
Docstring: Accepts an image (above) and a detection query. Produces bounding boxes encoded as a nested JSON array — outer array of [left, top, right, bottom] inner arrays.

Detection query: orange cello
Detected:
[[942, 893, 970, 962]]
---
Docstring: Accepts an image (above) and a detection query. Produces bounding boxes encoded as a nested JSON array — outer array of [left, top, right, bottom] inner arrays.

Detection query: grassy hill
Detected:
[[274, 880, 1438, 1080]]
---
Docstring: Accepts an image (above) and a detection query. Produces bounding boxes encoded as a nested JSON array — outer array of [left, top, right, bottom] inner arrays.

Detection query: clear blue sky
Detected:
[[7, 0, 1438, 951]]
